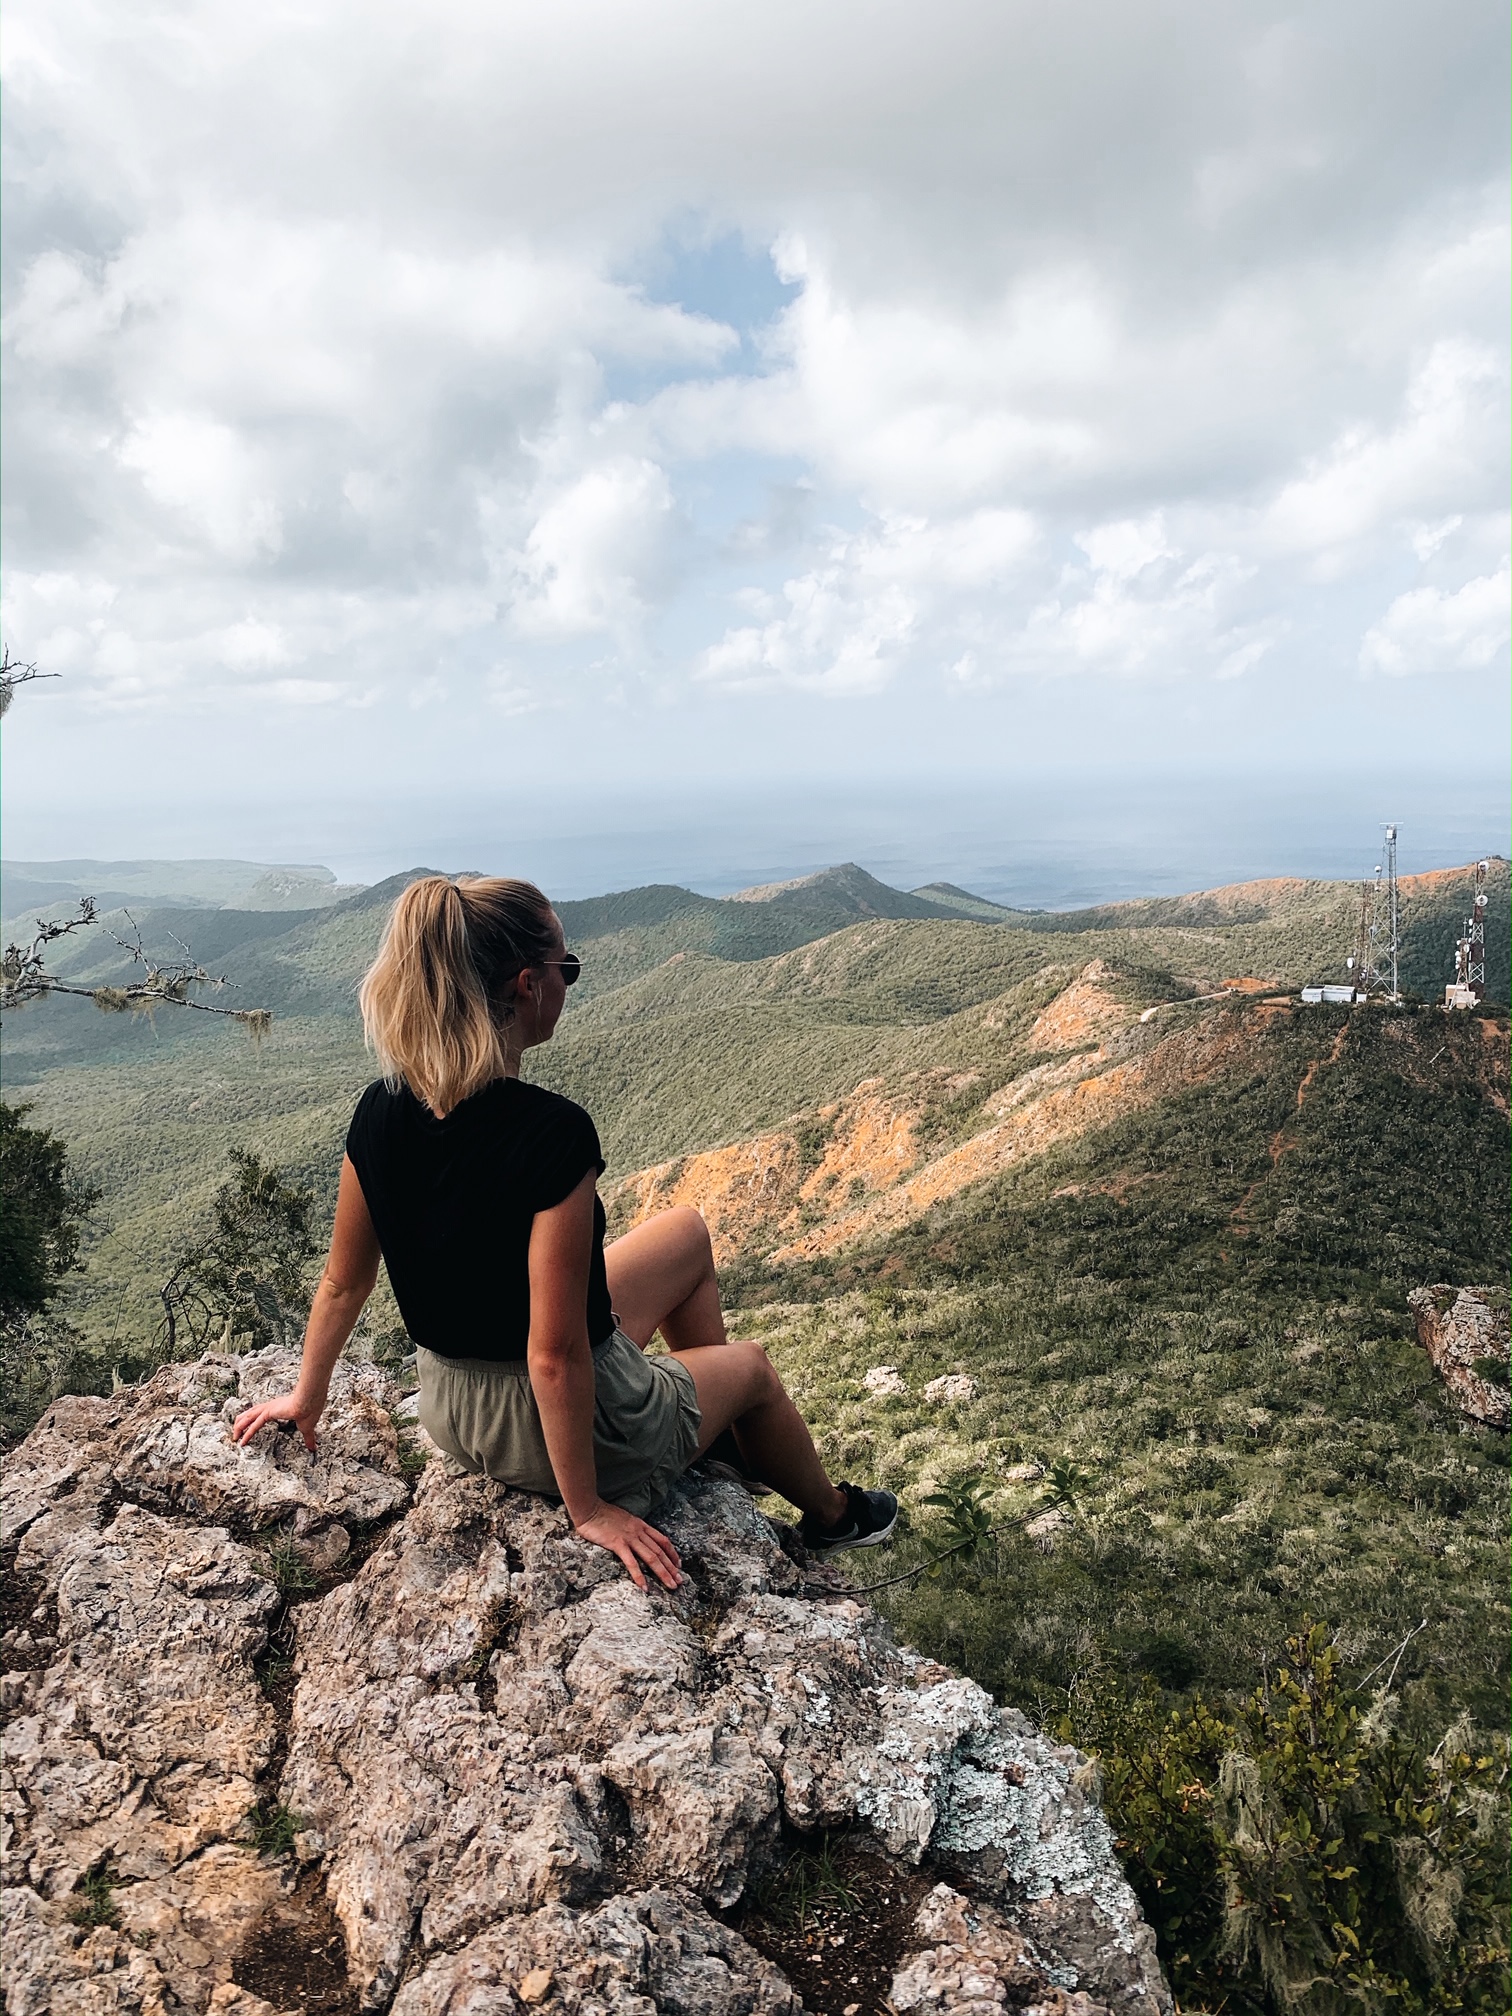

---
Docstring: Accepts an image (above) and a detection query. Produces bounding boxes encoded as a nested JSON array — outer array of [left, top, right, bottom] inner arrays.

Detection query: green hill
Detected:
[[910, 880, 1020, 920], [738, 996, 1508, 1713], [3, 857, 1506, 1331]]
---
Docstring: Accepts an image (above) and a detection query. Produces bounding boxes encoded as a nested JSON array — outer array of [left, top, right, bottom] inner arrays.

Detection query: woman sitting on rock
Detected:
[[232, 875, 896, 1591]]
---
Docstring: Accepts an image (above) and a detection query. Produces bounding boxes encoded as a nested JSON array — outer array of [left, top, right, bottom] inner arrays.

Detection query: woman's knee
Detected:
[[666, 1205, 713, 1263], [727, 1337, 779, 1403]]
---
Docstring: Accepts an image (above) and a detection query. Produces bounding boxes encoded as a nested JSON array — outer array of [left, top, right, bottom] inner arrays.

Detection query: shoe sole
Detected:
[[805, 1509, 899, 1554]]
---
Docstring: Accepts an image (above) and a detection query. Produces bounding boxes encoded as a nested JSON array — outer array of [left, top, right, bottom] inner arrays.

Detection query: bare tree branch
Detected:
[[1, 653, 273, 1036], [0, 646, 60, 718], [2, 908, 272, 1031]]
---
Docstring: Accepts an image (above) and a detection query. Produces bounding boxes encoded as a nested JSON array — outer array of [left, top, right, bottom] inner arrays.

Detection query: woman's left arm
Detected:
[[231, 1156, 381, 1452], [528, 1171, 683, 1591]]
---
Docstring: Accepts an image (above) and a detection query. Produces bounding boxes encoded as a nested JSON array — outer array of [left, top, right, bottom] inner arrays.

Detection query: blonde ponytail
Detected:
[[359, 875, 556, 1114]]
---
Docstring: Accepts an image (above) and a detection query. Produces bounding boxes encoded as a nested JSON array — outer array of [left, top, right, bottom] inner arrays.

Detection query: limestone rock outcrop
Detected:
[[1408, 1286, 1510, 1430], [2, 1349, 1170, 2016]]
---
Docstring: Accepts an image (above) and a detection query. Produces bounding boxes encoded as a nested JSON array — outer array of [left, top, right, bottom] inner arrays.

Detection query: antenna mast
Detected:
[[1446, 859, 1489, 1008], [1306, 820, 1403, 1007], [1383, 824, 1400, 1002]]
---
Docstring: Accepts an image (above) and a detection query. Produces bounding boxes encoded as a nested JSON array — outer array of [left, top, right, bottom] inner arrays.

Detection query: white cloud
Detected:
[[1411, 516, 1464, 562], [214, 618, 290, 671], [1075, 517, 1176, 583], [698, 509, 1036, 692], [1008, 538, 1271, 682], [1264, 340, 1506, 569], [120, 414, 284, 563], [698, 506, 1284, 691], [0, 0, 1506, 796], [503, 460, 680, 638], [1359, 564, 1511, 677]]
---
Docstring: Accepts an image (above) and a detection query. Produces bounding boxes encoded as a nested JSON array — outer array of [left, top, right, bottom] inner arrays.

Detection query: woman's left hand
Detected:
[[573, 1500, 683, 1591]]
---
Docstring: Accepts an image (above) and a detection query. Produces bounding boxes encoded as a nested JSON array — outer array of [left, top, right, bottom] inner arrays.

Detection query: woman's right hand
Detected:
[[572, 1500, 683, 1591], [231, 1388, 324, 1454]]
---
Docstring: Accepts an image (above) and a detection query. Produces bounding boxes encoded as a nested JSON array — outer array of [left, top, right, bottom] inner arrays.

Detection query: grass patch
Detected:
[[67, 1862, 120, 1929], [262, 1538, 317, 1594], [394, 1429, 430, 1476], [248, 1802, 303, 1859], [256, 1655, 293, 1699], [752, 1834, 863, 1929]]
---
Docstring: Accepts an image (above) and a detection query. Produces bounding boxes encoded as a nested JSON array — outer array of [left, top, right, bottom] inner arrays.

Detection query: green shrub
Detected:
[[262, 1538, 317, 1593], [1064, 1624, 1509, 2014], [157, 1148, 320, 1360], [920, 1471, 995, 1556]]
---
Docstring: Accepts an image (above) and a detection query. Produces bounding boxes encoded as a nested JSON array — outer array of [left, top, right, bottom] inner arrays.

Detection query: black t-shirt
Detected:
[[345, 1076, 613, 1362]]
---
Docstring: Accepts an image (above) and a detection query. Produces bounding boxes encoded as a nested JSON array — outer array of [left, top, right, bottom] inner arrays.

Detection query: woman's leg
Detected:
[[607, 1211, 849, 1521], [669, 1339, 846, 1527], [605, 1207, 727, 1352]]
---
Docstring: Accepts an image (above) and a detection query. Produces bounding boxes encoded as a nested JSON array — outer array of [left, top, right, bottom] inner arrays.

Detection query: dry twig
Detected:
[[2, 902, 270, 1032], [0, 645, 60, 717]]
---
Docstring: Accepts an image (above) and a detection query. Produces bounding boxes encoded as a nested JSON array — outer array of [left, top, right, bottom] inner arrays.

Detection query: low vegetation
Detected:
[[1069, 1625, 1507, 2012], [66, 1862, 120, 1931], [247, 1801, 304, 1860], [729, 993, 1508, 2009]]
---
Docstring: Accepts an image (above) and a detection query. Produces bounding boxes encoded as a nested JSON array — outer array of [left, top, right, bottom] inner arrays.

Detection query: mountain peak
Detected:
[[725, 863, 958, 920], [726, 862, 869, 903]]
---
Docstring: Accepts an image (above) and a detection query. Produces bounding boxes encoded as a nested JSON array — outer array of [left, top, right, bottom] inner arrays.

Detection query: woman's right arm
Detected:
[[231, 1156, 381, 1452], [528, 1171, 683, 1592]]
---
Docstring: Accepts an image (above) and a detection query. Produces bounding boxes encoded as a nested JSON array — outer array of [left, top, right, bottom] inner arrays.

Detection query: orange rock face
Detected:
[[608, 962, 1267, 1267], [1026, 960, 1126, 1051]]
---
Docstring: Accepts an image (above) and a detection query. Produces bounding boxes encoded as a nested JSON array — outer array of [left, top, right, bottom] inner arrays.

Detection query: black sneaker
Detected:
[[799, 1482, 899, 1554]]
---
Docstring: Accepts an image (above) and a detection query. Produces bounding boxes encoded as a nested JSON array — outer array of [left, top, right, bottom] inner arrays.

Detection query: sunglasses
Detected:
[[540, 952, 582, 986]]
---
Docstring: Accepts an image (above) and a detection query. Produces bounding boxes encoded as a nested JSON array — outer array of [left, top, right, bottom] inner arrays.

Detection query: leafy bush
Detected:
[[0, 1100, 101, 1440], [157, 1147, 320, 1358], [0, 1099, 99, 1319], [1063, 1625, 1509, 2014], [920, 1470, 995, 1554]]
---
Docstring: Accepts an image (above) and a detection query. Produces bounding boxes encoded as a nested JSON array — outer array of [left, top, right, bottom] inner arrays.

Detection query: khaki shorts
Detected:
[[415, 1327, 703, 1518]]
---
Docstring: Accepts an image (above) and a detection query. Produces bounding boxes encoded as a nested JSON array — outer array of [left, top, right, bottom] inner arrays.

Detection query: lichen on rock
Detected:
[[1, 1350, 1170, 2015]]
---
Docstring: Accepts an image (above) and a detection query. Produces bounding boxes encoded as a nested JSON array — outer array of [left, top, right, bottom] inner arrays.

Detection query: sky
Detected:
[[2, 0, 1508, 889]]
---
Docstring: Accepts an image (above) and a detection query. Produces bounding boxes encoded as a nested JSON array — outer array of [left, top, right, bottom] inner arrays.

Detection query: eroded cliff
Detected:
[[1408, 1285, 1510, 1430]]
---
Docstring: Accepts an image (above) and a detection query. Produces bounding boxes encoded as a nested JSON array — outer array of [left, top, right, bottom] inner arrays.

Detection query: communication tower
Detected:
[[1346, 866, 1383, 994], [1340, 824, 1400, 1001], [1445, 859, 1489, 1009], [1322, 818, 1411, 1008]]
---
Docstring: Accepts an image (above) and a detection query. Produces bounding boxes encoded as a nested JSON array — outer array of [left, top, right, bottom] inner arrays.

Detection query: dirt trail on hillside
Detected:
[[1230, 1021, 1350, 1236]]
